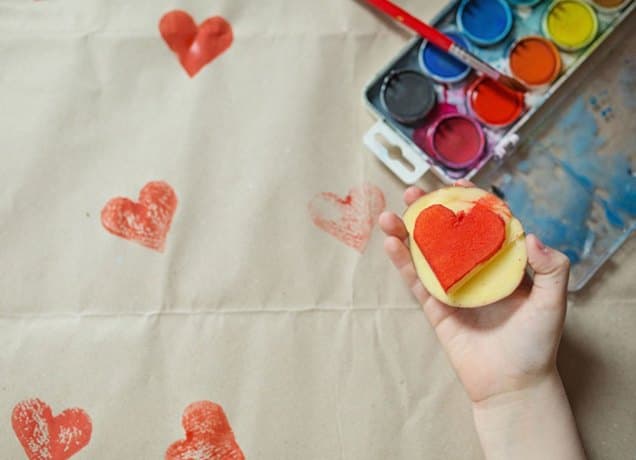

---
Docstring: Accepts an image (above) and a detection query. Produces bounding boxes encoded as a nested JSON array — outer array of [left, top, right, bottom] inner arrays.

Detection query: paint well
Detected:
[[467, 76, 525, 127], [381, 70, 436, 124], [457, 0, 514, 46], [431, 114, 485, 169], [543, 0, 598, 51], [509, 36, 562, 86], [590, 0, 629, 11], [419, 31, 471, 83], [412, 103, 459, 160]]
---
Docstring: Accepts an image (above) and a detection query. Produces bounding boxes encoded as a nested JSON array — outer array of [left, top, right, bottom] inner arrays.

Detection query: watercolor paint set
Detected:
[[363, 0, 635, 185]]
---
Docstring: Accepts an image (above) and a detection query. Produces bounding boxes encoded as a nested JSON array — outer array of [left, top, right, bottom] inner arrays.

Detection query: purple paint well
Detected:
[[431, 114, 485, 169], [413, 105, 485, 170]]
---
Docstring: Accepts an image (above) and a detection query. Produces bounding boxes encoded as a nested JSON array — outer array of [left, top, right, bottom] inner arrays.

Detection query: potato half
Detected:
[[403, 187, 527, 308]]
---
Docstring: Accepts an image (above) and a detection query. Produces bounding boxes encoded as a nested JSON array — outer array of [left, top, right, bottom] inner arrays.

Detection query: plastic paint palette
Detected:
[[364, 0, 634, 184], [363, 0, 635, 290]]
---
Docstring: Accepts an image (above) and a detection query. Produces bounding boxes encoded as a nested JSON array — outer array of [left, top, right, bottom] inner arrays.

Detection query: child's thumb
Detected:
[[526, 234, 570, 309]]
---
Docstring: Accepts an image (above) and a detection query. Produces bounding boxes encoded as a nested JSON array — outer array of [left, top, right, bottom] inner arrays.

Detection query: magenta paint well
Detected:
[[413, 105, 485, 170], [413, 103, 458, 152], [430, 114, 485, 169]]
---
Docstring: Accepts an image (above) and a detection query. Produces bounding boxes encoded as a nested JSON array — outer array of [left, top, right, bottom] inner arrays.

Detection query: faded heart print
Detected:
[[160, 10, 233, 77], [308, 183, 386, 252], [166, 401, 245, 460], [12, 398, 92, 460], [101, 181, 178, 251]]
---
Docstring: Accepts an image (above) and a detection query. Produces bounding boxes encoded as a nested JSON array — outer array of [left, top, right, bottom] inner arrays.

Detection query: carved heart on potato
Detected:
[[403, 187, 527, 308]]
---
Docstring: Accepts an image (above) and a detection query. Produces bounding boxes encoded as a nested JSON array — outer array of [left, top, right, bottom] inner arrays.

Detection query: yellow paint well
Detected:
[[544, 0, 598, 51]]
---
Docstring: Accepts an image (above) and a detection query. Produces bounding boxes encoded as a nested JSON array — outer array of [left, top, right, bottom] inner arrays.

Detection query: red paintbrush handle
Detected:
[[365, 0, 454, 50]]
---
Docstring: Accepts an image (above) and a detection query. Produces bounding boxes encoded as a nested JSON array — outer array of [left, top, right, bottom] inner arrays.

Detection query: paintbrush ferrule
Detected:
[[449, 44, 499, 80], [449, 44, 528, 92]]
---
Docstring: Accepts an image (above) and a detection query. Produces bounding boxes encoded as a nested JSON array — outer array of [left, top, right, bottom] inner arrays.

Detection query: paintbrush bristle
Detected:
[[497, 74, 529, 93]]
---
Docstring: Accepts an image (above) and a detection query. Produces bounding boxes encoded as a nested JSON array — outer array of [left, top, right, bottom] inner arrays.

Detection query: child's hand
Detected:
[[380, 183, 586, 460], [379, 184, 570, 404]]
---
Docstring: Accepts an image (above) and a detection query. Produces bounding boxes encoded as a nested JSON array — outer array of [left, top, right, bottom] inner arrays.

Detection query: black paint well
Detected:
[[380, 69, 436, 125]]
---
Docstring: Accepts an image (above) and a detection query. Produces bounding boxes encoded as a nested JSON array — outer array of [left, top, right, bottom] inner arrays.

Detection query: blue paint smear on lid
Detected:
[[457, 0, 513, 46], [420, 32, 471, 82], [501, 163, 593, 264], [499, 96, 635, 264]]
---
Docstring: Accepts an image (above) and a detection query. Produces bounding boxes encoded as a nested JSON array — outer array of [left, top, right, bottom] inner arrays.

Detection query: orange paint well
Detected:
[[593, 0, 625, 6], [467, 76, 525, 127], [590, 0, 628, 11], [509, 36, 562, 87]]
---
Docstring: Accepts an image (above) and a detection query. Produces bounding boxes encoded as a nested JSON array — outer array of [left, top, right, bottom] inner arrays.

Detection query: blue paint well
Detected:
[[457, 0, 514, 46], [419, 31, 471, 83]]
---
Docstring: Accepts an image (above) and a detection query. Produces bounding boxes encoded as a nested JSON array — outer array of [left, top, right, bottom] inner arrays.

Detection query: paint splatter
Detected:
[[476, 194, 512, 220], [12, 399, 92, 460], [308, 184, 386, 252], [160, 11, 233, 77], [589, 89, 615, 122], [101, 181, 178, 252], [166, 401, 244, 460]]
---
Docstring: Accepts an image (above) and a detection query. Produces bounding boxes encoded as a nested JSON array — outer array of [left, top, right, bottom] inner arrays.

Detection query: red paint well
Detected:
[[414, 203, 506, 291], [467, 76, 525, 127], [12, 398, 92, 460], [160, 11, 233, 77], [166, 401, 244, 460]]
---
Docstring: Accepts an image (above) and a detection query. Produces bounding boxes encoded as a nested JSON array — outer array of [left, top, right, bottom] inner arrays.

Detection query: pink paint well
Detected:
[[413, 102, 458, 156], [430, 114, 485, 169]]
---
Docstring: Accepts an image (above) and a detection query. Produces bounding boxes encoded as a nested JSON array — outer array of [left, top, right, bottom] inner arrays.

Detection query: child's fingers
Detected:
[[384, 236, 431, 305], [526, 234, 570, 310], [378, 211, 408, 241], [454, 179, 475, 187], [403, 181, 475, 208], [404, 186, 426, 206]]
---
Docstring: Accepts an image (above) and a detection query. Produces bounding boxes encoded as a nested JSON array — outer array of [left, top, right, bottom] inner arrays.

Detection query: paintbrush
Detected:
[[364, 0, 528, 93]]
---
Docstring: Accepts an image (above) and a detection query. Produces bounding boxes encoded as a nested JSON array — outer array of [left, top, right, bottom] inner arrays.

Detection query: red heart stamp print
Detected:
[[12, 398, 92, 460], [166, 401, 245, 460], [414, 203, 505, 291], [101, 181, 178, 252], [160, 10, 233, 77], [308, 183, 386, 252]]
